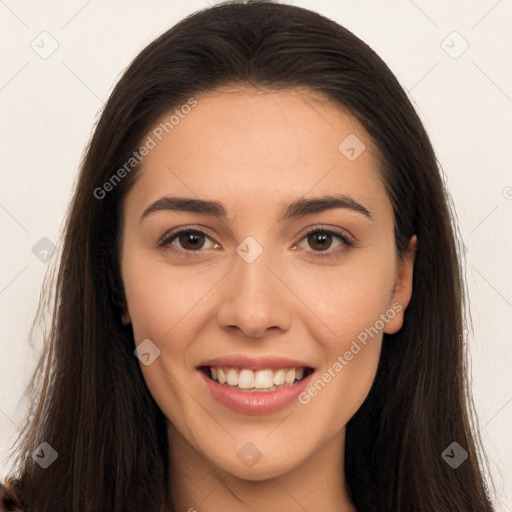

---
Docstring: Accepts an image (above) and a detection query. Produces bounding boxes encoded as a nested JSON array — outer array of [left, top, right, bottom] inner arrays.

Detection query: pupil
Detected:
[[310, 232, 331, 251], [180, 232, 204, 250]]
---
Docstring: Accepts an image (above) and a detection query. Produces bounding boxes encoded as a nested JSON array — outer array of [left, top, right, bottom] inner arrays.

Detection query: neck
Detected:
[[166, 422, 356, 512]]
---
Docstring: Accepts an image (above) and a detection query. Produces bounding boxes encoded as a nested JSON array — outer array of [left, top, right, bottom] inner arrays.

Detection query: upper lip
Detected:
[[197, 355, 315, 371]]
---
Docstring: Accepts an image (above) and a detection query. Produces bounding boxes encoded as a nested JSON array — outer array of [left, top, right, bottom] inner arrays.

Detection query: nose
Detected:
[[216, 247, 293, 339]]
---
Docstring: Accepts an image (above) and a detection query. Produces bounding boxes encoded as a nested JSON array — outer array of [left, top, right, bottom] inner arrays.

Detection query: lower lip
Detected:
[[199, 370, 313, 415]]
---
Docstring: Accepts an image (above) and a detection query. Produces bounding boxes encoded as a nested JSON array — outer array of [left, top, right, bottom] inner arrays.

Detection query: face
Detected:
[[120, 87, 415, 481]]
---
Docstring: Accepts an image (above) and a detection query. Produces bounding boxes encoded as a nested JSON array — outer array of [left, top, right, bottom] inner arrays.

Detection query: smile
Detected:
[[197, 358, 316, 415], [201, 366, 313, 392]]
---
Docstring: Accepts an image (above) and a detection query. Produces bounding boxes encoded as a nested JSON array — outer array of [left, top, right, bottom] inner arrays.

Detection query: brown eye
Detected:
[[158, 227, 218, 256], [295, 227, 354, 260], [307, 232, 334, 252], [177, 231, 206, 250]]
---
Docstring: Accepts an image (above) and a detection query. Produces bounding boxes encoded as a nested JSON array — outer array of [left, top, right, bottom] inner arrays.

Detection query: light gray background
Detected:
[[1, 0, 511, 509]]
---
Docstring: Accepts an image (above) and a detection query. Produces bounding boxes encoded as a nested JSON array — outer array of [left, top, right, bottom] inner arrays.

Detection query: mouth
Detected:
[[197, 358, 316, 415], [199, 365, 315, 392]]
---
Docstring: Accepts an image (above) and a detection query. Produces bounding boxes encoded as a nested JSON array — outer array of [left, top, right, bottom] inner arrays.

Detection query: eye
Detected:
[[294, 227, 355, 259], [158, 225, 355, 260], [158, 227, 219, 255]]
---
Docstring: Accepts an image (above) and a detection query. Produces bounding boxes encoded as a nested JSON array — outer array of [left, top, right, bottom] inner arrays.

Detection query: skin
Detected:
[[120, 87, 416, 512]]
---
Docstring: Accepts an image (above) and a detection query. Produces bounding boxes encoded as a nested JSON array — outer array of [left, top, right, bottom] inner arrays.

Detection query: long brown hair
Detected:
[[4, 1, 495, 510]]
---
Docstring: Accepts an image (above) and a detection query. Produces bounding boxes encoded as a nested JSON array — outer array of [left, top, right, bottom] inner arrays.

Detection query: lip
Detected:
[[197, 355, 314, 371], [199, 368, 314, 415]]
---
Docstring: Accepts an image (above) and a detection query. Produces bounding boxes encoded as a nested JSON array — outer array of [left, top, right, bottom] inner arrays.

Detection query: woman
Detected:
[[1, 1, 495, 510]]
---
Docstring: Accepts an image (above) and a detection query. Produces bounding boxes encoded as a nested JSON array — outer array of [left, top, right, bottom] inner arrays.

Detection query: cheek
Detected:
[[122, 250, 221, 343], [121, 251, 224, 413], [299, 258, 395, 348], [295, 257, 394, 418], [301, 338, 382, 436], [297, 276, 390, 429], [121, 253, 215, 431]]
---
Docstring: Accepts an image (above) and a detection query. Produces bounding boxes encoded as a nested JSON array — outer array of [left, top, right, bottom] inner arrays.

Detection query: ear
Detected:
[[384, 235, 417, 335]]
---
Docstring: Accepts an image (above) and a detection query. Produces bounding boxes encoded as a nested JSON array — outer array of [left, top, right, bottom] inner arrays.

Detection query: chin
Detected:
[[215, 452, 301, 482]]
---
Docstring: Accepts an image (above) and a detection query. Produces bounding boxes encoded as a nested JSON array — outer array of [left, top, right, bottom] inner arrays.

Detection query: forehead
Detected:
[[126, 87, 389, 219]]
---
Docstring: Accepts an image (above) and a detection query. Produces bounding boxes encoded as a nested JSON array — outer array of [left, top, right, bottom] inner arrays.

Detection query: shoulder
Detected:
[[0, 479, 23, 511]]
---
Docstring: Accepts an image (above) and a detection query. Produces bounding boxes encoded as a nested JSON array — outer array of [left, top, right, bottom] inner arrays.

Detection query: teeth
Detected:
[[254, 369, 273, 389], [226, 368, 238, 386], [206, 366, 309, 390], [238, 369, 254, 389], [285, 369, 296, 384], [273, 369, 285, 386]]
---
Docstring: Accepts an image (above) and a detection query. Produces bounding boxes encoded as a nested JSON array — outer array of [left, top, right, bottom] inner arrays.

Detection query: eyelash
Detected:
[[157, 225, 355, 260]]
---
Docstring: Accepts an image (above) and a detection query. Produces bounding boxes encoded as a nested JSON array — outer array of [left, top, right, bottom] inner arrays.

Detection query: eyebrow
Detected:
[[140, 194, 372, 223]]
